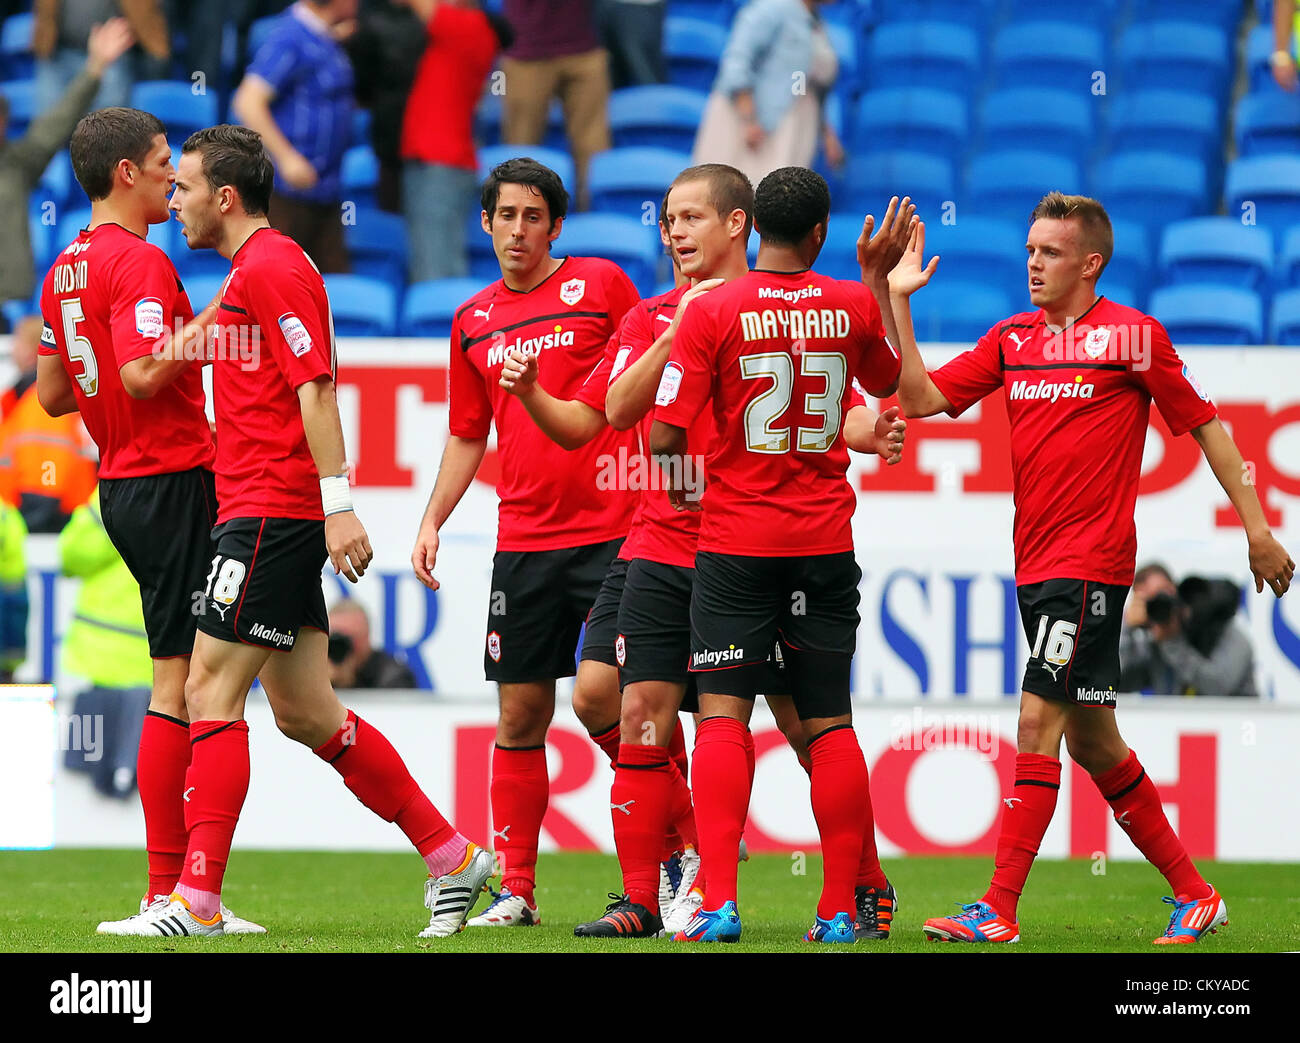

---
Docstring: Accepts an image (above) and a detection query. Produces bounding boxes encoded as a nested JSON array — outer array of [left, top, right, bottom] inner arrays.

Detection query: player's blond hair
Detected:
[[1030, 191, 1113, 276]]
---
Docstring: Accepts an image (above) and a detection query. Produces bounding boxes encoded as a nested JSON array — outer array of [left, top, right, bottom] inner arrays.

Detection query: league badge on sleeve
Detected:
[[278, 313, 314, 357], [559, 278, 586, 306], [40, 323, 56, 347], [134, 297, 165, 338], [1182, 363, 1210, 402], [655, 361, 684, 406]]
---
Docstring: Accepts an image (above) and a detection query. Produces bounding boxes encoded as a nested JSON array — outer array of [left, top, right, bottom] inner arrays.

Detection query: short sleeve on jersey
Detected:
[[1132, 319, 1217, 437], [931, 324, 1005, 417], [241, 262, 333, 389], [602, 264, 640, 330], [574, 327, 622, 413], [107, 247, 188, 367], [654, 295, 715, 430], [849, 288, 900, 394], [448, 310, 493, 438], [37, 319, 58, 356]]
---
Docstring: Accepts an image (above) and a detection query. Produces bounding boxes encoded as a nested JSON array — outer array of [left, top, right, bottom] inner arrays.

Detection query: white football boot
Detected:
[[421, 844, 495, 937], [97, 894, 224, 937]]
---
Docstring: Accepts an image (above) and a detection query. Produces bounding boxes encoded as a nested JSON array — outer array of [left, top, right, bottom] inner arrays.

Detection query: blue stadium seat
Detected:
[[966, 150, 1083, 224], [1, 13, 34, 82], [129, 81, 219, 141], [28, 210, 51, 275], [1245, 24, 1278, 93], [925, 217, 1027, 303], [478, 144, 575, 196], [1235, 91, 1300, 157], [181, 273, 229, 310], [344, 209, 409, 292], [992, 22, 1105, 91], [145, 216, 175, 256], [402, 279, 491, 337], [1, 78, 37, 137], [608, 85, 707, 152], [1109, 90, 1220, 162], [844, 150, 956, 225], [817, 213, 871, 282], [323, 275, 397, 336], [465, 210, 501, 282], [55, 206, 91, 253], [1159, 218, 1273, 292], [1130, 0, 1245, 32], [979, 88, 1095, 159], [475, 95, 567, 152], [554, 212, 662, 294], [37, 151, 74, 210], [588, 146, 691, 218], [1149, 285, 1263, 345], [352, 107, 371, 150], [865, 21, 981, 90], [1106, 220, 1152, 301], [1092, 152, 1208, 236], [1270, 287, 1300, 344], [1005, 0, 1121, 28], [663, 16, 728, 92], [341, 145, 379, 209], [1098, 281, 1140, 311], [873, 0, 997, 30], [852, 88, 968, 161], [1280, 227, 1300, 285], [1116, 21, 1232, 96], [668, 0, 737, 21], [1225, 155, 1300, 232], [824, 20, 861, 97], [908, 282, 1011, 344]]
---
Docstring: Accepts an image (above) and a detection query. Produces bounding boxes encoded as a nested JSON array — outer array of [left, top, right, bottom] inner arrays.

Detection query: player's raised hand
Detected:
[[1248, 532, 1295, 596], [874, 405, 907, 466], [857, 196, 917, 285], [326, 511, 373, 583], [669, 278, 725, 332], [888, 219, 940, 298], [411, 522, 441, 591], [499, 349, 538, 396]]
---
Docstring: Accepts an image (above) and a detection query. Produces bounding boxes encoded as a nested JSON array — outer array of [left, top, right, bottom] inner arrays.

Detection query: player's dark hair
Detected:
[[481, 158, 569, 228], [70, 107, 167, 201], [670, 163, 754, 237], [753, 166, 830, 248], [1031, 191, 1114, 276], [181, 124, 275, 217]]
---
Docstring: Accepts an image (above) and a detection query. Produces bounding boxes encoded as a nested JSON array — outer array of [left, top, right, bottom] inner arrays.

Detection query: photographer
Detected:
[[1120, 563, 1258, 697], [327, 599, 417, 690]]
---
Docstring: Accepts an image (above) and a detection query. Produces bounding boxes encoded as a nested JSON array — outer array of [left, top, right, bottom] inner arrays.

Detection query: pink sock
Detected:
[[425, 833, 473, 878]]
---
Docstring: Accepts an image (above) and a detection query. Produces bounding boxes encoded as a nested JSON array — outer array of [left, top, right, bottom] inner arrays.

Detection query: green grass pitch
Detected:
[[1, 850, 1296, 953]]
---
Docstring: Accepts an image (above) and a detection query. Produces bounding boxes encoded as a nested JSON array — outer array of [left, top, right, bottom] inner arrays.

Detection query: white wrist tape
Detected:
[[320, 473, 353, 516]]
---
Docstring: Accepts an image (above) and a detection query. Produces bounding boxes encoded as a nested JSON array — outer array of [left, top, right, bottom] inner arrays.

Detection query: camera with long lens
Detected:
[[1144, 591, 1180, 625], [327, 633, 354, 664]]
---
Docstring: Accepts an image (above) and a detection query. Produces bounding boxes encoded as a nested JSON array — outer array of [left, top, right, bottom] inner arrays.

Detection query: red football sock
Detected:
[[612, 743, 671, 912], [743, 728, 756, 787], [808, 725, 871, 920], [984, 752, 1061, 921], [137, 711, 191, 899], [314, 711, 457, 867], [1092, 749, 1210, 901], [691, 716, 751, 908], [589, 723, 620, 766], [855, 765, 888, 891], [176, 719, 250, 919], [667, 759, 697, 849], [491, 745, 548, 902], [667, 720, 689, 779]]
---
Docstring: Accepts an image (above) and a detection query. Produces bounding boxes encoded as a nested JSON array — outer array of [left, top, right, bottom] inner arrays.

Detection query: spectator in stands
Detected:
[[1120, 563, 1258, 697], [500, 0, 610, 209], [0, 315, 98, 532], [1, 18, 133, 310], [1272, 0, 1298, 91], [597, 0, 665, 89], [400, 0, 509, 281], [232, 0, 358, 272], [327, 599, 417, 689], [58, 486, 153, 796], [347, 0, 426, 214], [33, 0, 167, 113], [2, 315, 39, 419], [0, 498, 26, 684], [692, 0, 842, 189], [164, 0, 257, 94]]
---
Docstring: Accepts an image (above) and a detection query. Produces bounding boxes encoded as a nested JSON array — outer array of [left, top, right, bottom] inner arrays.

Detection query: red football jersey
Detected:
[[38, 223, 213, 478], [930, 296, 1218, 586], [209, 228, 335, 523], [449, 256, 640, 551], [654, 269, 899, 556]]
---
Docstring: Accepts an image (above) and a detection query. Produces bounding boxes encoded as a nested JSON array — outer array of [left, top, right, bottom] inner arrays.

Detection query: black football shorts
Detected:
[[1017, 578, 1127, 709]]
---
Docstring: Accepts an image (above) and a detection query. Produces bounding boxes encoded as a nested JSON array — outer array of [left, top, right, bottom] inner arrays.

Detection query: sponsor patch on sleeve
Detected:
[[1181, 363, 1210, 402], [134, 297, 165, 338], [278, 313, 313, 357], [655, 361, 683, 406]]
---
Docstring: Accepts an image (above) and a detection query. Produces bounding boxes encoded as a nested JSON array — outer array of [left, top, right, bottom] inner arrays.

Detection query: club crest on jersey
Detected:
[[278, 313, 313, 357], [1083, 327, 1111, 359], [656, 361, 684, 406], [487, 630, 502, 662], [615, 634, 626, 666], [559, 278, 586, 306], [135, 297, 165, 338], [1182, 363, 1210, 402]]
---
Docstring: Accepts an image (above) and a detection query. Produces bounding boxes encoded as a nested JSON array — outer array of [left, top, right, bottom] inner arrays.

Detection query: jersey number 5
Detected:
[[740, 351, 847, 454], [60, 298, 99, 397]]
